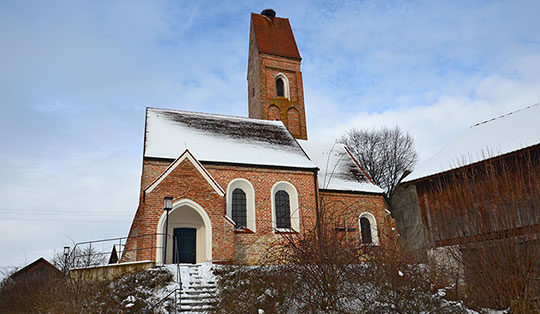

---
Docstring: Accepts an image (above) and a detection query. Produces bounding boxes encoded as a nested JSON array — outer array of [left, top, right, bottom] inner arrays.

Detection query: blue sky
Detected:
[[1, 0, 540, 269]]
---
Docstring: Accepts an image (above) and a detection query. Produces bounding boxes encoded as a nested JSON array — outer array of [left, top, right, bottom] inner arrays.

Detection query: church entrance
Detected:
[[157, 199, 213, 264], [173, 228, 196, 264]]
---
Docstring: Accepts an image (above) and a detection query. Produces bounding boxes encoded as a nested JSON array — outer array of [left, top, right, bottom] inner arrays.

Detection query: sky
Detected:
[[1, 0, 540, 269]]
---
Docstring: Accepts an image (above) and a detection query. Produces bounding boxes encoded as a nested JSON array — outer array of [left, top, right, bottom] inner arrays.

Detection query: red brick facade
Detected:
[[124, 154, 393, 264]]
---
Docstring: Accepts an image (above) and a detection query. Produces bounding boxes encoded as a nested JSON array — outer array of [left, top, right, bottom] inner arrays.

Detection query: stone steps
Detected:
[[176, 264, 217, 313]]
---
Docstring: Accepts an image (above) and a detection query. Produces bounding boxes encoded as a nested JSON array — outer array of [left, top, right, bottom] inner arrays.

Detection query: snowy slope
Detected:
[[405, 104, 540, 182], [298, 140, 383, 193]]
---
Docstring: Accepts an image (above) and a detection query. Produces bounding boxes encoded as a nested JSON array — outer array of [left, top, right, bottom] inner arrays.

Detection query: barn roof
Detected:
[[404, 104, 540, 183], [298, 140, 384, 194], [251, 12, 301, 60], [144, 108, 316, 169]]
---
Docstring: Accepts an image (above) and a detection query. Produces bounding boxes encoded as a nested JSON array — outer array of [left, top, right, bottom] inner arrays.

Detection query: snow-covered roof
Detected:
[[298, 140, 384, 194], [144, 108, 316, 169], [404, 104, 540, 183]]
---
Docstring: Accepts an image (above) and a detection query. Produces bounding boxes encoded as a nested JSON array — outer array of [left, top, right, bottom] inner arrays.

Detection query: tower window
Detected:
[[276, 77, 285, 97]]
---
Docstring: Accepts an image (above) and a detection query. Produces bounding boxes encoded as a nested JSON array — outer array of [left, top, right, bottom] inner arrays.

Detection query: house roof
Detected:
[[11, 257, 61, 281], [251, 12, 301, 60], [404, 104, 540, 183], [144, 108, 316, 169], [298, 140, 384, 194]]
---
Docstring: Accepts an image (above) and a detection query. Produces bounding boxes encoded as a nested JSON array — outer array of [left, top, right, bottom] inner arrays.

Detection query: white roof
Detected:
[[405, 104, 540, 182], [298, 140, 384, 193], [144, 108, 316, 169]]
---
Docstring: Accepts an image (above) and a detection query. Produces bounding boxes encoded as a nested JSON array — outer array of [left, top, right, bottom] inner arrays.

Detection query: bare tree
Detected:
[[52, 245, 107, 273], [339, 126, 418, 198]]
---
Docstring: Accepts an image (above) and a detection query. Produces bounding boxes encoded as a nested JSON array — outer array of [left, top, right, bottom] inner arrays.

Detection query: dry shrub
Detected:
[[0, 267, 173, 313], [428, 150, 540, 313], [214, 211, 468, 313], [213, 265, 297, 313]]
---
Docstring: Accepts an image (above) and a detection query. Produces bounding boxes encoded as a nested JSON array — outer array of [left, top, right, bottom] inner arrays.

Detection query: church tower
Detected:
[[247, 9, 308, 140]]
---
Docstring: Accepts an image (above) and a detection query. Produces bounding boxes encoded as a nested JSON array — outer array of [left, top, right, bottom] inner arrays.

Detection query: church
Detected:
[[123, 9, 396, 265]]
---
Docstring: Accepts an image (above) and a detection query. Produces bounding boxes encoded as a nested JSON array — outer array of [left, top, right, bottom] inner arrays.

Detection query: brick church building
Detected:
[[123, 9, 396, 265]]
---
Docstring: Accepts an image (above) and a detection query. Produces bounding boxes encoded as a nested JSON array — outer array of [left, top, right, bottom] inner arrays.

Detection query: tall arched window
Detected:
[[275, 190, 291, 229], [360, 217, 372, 244], [359, 212, 379, 245], [271, 181, 299, 232], [232, 188, 247, 229], [276, 77, 285, 97], [226, 179, 256, 232], [274, 73, 290, 99]]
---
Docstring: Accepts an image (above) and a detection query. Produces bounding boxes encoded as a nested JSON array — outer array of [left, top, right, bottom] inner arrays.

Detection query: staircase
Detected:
[[178, 264, 217, 313]]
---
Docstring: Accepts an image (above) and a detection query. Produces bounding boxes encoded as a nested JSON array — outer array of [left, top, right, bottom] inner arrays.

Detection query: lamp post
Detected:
[[63, 246, 70, 275], [163, 197, 173, 265]]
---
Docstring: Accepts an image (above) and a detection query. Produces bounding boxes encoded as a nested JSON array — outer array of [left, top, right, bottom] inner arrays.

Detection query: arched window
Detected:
[[226, 179, 256, 232], [274, 73, 290, 99], [360, 217, 372, 244], [275, 190, 291, 228], [276, 77, 285, 97], [232, 188, 247, 229], [359, 212, 379, 245], [271, 181, 299, 232]]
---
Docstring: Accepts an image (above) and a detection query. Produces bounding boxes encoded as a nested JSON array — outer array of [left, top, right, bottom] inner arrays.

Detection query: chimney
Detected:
[[261, 9, 276, 19]]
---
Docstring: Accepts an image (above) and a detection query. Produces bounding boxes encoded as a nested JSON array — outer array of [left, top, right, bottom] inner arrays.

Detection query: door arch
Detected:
[[156, 199, 212, 264]]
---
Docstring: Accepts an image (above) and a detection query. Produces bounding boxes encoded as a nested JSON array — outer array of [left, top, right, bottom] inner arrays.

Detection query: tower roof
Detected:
[[251, 12, 301, 60]]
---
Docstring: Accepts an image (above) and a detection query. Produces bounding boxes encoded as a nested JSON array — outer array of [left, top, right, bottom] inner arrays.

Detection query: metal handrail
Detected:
[[151, 288, 181, 313], [66, 233, 170, 270]]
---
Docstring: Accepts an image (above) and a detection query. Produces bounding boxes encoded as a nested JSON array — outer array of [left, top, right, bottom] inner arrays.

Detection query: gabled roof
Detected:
[[145, 149, 225, 196], [11, 257, 61, 281], [404, 104, 540, 183], [144, 108, 316, 169], [298, 140, 384, 194], [251, 12, 301, 60]]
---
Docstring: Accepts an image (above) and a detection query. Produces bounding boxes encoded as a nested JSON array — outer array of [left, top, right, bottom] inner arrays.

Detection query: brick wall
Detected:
[[128, 158, 318, 264], [126, 158, 397, 264], [125, 158, 234, 263], [206, 163, 318, 264], [319, 191, 397, 247]]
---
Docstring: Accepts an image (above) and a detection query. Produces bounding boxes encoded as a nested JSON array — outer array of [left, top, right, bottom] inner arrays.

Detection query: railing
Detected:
[[66, 233, 168, 270], [152, 288, 181, 313], [152, 238, 183, 312]]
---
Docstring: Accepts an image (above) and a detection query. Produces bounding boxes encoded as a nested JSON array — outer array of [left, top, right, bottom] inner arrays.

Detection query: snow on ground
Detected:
[[142, 263, 507, 313]]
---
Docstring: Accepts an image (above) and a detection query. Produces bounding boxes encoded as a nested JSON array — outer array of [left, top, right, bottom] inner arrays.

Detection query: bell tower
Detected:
[[247, 9, 308, 140]]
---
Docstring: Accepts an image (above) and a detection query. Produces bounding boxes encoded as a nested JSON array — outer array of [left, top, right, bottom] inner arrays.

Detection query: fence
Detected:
[[66, 233, 168, 270]]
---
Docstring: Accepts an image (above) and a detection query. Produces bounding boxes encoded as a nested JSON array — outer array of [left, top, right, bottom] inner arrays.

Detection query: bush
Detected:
[[0, 267, 173, 313]]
